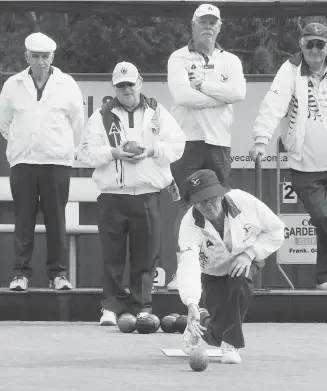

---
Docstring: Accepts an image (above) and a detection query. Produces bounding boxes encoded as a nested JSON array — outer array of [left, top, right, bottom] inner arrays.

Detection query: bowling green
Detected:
[[0, 322, 326, 390]]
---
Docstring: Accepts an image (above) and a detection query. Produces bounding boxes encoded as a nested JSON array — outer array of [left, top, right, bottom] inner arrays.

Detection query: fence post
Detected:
[[255, 155, 263, 289], [68, 235, 77, 289]]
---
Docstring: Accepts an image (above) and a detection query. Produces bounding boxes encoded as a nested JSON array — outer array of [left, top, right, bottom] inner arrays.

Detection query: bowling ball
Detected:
[[135, 314, 160, 334], [123, 141, 143, 156], [160, 313, 179, 333], [189, 349, 209, 372], [117, 313, 136, 333], [172, 315, 188, 334]]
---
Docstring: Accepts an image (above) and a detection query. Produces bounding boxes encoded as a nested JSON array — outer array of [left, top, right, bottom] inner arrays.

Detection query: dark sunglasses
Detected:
[[115, 82, 136, 88], [304, 40, 327, 50]]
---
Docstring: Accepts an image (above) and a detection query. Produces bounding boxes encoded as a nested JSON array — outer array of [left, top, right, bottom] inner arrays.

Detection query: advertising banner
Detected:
[[277, 214, 317, 265]]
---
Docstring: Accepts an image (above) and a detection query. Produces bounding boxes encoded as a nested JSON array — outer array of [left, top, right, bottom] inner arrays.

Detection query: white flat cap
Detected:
[[25, 32, 57, 53]]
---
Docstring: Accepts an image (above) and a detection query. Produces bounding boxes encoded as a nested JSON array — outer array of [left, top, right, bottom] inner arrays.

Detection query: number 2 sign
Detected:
[[153, 267, 166, 287], [282, 182, 297, 204]]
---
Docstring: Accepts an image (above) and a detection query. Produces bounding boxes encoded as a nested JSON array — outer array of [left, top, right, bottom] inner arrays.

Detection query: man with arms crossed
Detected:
[[167, 3, 246, 289]]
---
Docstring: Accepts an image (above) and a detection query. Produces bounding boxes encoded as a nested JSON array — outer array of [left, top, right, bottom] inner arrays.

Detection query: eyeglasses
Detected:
[[115, 82, 136, 89], [195, 196, 221, 208], [304, 40, 327, 50]]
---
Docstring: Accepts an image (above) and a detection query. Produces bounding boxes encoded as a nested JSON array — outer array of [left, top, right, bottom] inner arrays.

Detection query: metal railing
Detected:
[[255, 155, 262, 201], [276, 137, 295, 289], [254, 155, 263, 289]]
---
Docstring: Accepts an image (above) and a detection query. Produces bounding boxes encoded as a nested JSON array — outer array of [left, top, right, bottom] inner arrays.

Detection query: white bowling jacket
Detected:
[[168, 40, 246, 146], [0, 66, 84, 167], [177, 189, 284, 306], [77, 95, 185, 194]]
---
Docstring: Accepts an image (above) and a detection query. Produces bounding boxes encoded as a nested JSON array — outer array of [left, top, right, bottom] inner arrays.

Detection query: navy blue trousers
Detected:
[[290, 169, 327, 285], [97, 192, 161, 316], [10, 163, 70, 280], [200, 264, 258, 349]]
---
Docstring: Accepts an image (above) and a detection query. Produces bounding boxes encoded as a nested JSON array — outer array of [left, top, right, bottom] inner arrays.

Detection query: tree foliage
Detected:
[[0, 10, 326, 75]]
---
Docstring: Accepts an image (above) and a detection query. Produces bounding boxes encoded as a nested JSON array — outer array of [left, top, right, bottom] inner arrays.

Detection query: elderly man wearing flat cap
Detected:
[[175, 169, 284, 363], [166, 3, 246, 290], [250, 22, 327, 291], [0, 32, 84, 291]]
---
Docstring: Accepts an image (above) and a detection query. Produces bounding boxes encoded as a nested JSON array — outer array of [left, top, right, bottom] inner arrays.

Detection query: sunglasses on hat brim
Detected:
[[115, 81, 136, 88], [304, 40, 327, 50]]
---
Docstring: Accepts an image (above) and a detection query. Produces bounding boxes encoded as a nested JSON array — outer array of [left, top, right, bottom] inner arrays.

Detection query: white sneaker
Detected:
[[9, 276, 28, 291], [50, 276, 72, 290], [317, 282, 327, 290], [221, 342, 242, 364], [167, 274, 178, 290], [100, 309, 117, 326], [181, 328, 202, 355]]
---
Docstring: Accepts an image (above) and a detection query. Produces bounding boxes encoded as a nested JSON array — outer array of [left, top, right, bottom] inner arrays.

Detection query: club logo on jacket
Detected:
[[151, 114, 160, 135], [221, 74, 228, 82], [206, 239, 213, 248], [108, 123, 122, 147], [243, 223, 252, 240]]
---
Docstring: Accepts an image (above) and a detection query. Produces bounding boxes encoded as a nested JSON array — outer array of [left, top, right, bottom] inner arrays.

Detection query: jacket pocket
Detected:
[[136, 159, 172, 189]]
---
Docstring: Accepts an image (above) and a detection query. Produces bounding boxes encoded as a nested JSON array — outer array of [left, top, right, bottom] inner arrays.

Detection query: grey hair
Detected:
[[192, 15, 221, 24], [25, 49, 54, 55]]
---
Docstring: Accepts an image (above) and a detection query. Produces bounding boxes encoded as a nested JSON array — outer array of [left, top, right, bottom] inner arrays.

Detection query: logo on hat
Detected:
[[121, 67, 128, 75], [208, 6, 213, 10], [190, 178, 201, 186], [313, 25, 322, 34]]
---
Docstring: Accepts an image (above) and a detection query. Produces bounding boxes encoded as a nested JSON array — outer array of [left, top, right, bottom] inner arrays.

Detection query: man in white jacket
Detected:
[[0, 33, 84, 291], [167, 3, 246, 289], [250, 23, 327, 291], [176, 169, 284, 363], [77, 62, 185, 326]]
